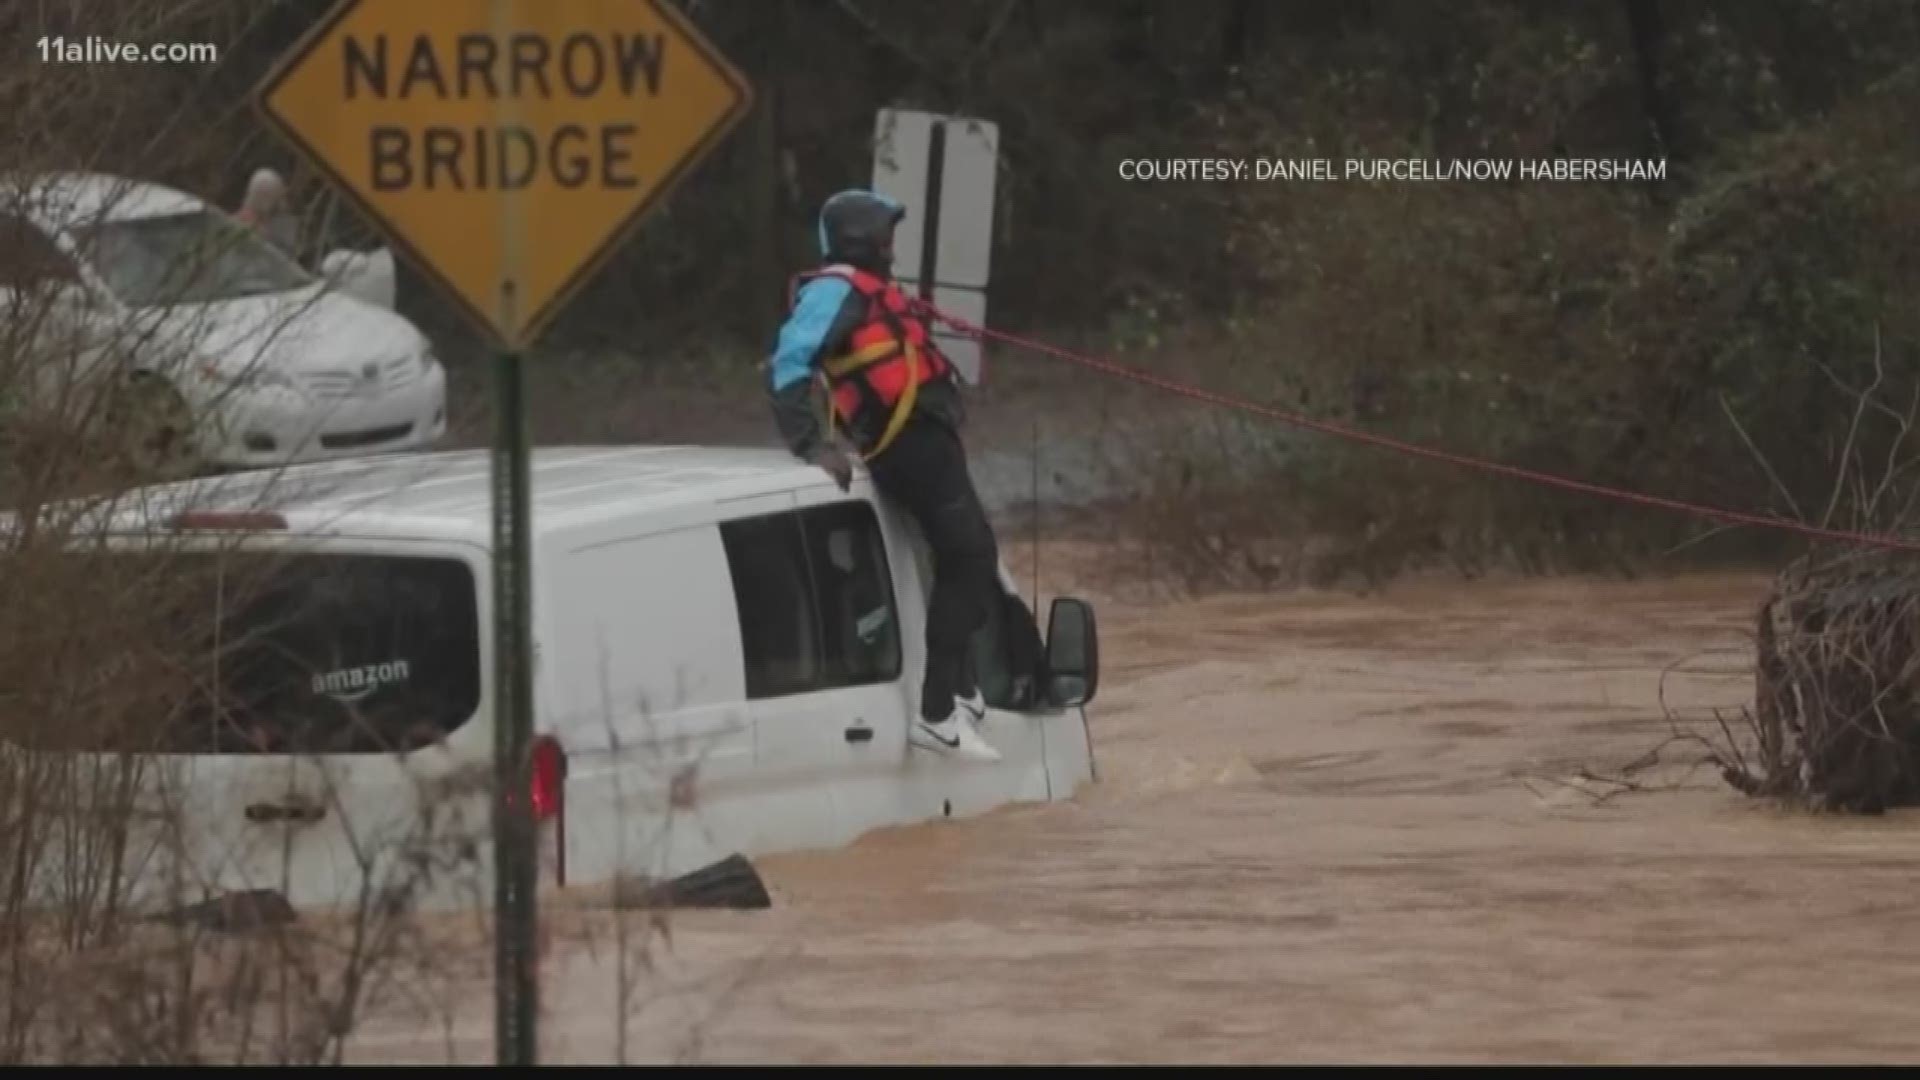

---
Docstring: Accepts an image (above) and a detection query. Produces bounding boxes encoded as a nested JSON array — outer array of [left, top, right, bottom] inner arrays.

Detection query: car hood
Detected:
[[131, 284, 426, 375]]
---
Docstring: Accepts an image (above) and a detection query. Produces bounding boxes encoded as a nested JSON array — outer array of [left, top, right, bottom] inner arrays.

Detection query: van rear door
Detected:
[[31, 539, 489, 915]]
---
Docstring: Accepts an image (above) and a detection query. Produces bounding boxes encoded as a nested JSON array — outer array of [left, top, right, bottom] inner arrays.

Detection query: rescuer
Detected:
[[765, 188, 1002, 763]]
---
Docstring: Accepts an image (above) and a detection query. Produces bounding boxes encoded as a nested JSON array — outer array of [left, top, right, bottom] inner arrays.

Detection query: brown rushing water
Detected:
[[349, 567, 1920, 1065]]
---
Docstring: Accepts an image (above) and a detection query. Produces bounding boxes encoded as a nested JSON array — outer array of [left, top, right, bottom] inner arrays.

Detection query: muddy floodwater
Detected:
[[349, 567, 1920, 1064]]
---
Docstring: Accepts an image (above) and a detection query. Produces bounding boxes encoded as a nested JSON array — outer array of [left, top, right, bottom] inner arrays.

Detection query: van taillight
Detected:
[[530, 735, 567, 888], [168, 510, 288, 531], [530, 735, 565, 822]]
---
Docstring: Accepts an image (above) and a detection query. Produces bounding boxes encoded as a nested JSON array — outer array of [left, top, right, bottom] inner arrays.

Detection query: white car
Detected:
[[0, 170, 447, 471]]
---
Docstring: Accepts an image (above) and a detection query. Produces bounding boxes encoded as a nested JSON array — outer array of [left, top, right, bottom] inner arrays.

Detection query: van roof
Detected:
[[96, 446, 834, 544]]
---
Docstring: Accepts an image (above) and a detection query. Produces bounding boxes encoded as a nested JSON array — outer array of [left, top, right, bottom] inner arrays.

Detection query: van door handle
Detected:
[[245, 802, 326, 825], [844, 725, 873, 744]]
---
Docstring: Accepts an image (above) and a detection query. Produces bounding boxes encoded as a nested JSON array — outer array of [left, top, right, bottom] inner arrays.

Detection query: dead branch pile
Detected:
[[1735, 551, 1920, 812]]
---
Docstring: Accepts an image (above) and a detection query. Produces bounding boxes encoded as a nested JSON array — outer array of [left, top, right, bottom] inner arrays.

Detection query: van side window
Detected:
[[802, 502, 901, 687], [720, 502, 902, 700], [718, 512, 819, 698], [969, 588, 1048, 711]]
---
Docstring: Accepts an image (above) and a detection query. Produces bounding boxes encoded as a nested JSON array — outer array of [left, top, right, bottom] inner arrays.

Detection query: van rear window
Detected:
[[27, 551, 480, 755]]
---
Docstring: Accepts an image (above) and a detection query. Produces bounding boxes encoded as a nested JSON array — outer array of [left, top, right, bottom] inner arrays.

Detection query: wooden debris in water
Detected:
[[1737, 552, 1920, 812]]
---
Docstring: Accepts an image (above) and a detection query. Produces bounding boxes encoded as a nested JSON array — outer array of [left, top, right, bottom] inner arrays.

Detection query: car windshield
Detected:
[[68, 210, 312, 306]]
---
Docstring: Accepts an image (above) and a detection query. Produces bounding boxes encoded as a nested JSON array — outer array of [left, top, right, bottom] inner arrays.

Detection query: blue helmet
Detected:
[[817, 188, 904, 272]]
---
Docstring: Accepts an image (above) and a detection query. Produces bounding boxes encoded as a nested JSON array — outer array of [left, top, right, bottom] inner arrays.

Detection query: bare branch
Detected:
[[1717, 392, 1806, 522]]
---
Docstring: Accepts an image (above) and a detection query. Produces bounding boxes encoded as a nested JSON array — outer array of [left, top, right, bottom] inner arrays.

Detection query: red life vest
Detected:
[[788, 264, 953, 456]]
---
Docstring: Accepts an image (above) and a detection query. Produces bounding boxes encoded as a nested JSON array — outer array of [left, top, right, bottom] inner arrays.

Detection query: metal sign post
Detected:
[[487, 0, 537, 1054], [490, 340, 537, 1062], [252, 0, 751, 1064]]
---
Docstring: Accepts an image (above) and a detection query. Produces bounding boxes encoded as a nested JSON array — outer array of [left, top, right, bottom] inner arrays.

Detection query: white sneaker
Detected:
[[956, 690, 987, 725], [910, 709, 1001, 762]]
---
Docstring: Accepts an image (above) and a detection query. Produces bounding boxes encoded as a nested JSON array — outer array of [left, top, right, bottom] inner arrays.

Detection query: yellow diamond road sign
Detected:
[[256, 0, 752, 349]]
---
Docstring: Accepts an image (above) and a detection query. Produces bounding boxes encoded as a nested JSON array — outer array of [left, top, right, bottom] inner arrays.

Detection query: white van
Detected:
[[25, 445, 1099, 915]]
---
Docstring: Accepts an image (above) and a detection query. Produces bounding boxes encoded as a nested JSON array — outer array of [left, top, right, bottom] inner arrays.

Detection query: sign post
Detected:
[[254, 0, 750, 1064], [490, 337, 536, 1063]]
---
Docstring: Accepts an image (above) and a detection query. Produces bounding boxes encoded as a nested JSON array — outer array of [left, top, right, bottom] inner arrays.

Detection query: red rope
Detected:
[[912, 300, 1920, 556]]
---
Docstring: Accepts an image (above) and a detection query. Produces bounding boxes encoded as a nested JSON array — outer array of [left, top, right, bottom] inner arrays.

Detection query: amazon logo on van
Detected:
[[311, 661, 411, 703]]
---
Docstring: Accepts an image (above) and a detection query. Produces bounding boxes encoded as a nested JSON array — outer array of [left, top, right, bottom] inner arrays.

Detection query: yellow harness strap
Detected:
[[822, 338, 899, 379], [821, 337, 921, 462]]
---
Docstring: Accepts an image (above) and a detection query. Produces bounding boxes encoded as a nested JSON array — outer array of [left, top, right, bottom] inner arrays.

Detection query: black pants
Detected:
[[865, 415, 1000, 722]]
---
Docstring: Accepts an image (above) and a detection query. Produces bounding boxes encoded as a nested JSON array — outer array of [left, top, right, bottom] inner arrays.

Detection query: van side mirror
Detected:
[[1044, 597, 1099, 707]]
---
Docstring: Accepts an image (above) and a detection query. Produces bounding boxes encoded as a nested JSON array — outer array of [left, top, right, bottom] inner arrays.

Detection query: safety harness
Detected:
[[789, 264, 953, 461]]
